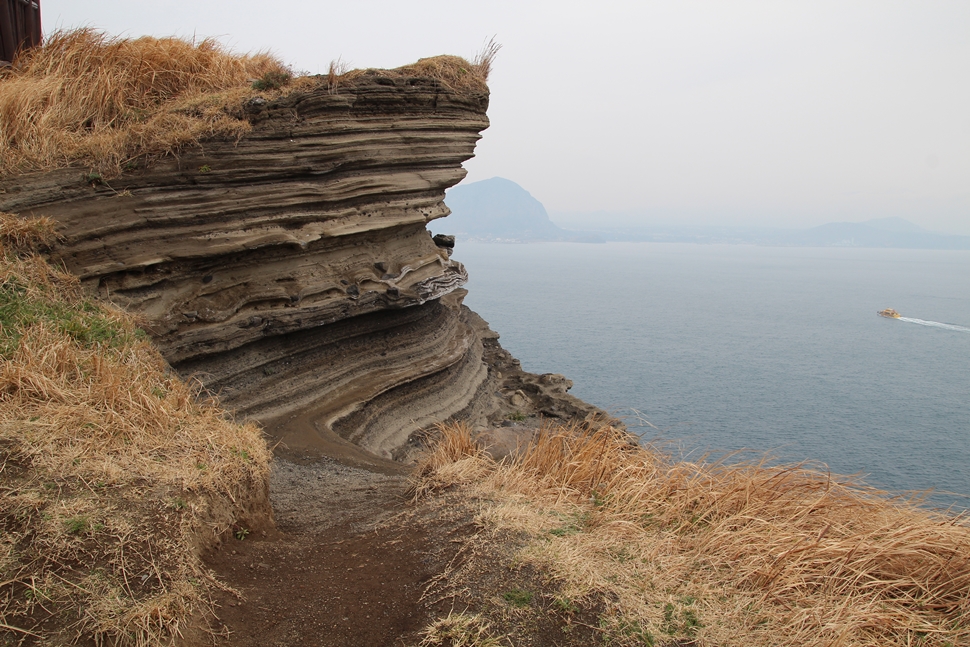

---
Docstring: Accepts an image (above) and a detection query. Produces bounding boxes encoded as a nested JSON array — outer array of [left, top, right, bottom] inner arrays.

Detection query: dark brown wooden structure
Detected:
[[1, 0, 41, 66]]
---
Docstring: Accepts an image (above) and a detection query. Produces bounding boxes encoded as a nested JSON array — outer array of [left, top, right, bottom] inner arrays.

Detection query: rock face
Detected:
[[1, 72, 608, 461]]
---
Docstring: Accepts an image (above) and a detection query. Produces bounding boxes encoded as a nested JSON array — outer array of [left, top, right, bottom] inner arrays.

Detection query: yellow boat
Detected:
[[878, 308, 901, 319]]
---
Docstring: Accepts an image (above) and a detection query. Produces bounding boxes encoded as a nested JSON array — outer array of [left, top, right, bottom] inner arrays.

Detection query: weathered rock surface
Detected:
[[1, 72, 610, 461]]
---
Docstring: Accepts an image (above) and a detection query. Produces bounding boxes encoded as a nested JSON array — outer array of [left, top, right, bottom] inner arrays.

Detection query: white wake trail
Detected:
[[897, 317, 970, 333]]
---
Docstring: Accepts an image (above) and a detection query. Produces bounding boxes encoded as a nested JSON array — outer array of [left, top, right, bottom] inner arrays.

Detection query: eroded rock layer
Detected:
[[2, 72, 610, 460]]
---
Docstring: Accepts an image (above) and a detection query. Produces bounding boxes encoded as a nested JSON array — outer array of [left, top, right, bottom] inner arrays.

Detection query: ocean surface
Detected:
[[454, 242, 970, 510]]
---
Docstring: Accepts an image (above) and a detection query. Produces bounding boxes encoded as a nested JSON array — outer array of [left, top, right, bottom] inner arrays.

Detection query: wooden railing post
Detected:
[[1, 0, 42, 66]]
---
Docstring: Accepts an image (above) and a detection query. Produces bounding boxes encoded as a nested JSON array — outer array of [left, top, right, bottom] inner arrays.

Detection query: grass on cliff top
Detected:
[[0, 28, 292, 178], [0, 29, 498, 180], [414, 422, 970, 647], [0, 213, 272, 645], [334, 36, 500, 93]]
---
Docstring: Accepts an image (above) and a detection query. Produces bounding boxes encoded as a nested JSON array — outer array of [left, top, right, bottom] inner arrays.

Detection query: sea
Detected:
[[454, 242, 970, 511]]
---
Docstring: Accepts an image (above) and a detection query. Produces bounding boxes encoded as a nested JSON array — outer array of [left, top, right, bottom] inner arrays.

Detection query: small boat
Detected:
[[877, 308, 901, 319]]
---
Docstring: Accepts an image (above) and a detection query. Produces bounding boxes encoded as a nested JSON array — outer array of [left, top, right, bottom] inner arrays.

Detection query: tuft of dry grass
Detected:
[[335, 40, 499, 94], [415, 422, 970, 647], [411, 423, 494, 504], [0, 28, 291, 178], [0, 212, 59, 253], [0, 216, 271, 644], [472, 37, 502, 82], [418, 610, 502, 647], [337, 55, 490, 94]]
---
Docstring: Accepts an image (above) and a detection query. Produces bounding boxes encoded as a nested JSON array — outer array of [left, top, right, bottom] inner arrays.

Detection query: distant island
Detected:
[[783, 217, 970, 249], [441, 177, 970, 250], [556, 215, 970, 249], [439, 177, 603, 243]]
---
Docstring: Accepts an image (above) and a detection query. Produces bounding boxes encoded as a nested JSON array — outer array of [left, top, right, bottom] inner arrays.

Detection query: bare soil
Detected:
[[198, 450, 612, 647], [201, 456, 437, 647]]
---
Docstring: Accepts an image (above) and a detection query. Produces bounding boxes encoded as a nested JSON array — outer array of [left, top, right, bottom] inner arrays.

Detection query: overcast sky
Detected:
[[42, 1, 970, 234]]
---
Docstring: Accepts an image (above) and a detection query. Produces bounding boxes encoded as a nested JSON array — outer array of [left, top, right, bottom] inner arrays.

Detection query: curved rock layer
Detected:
[[2, 72, 610, 460]]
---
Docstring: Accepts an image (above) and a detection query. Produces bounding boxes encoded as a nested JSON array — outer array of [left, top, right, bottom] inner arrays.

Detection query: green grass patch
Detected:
[[251, 70, 291, 91], [65, 516, 90, 535], [553, 596, 577, 614], [662, 600, 704, 637], [502, 589, 533, 607], [0, 277, 144, 356], [615, 618, 655, 646]]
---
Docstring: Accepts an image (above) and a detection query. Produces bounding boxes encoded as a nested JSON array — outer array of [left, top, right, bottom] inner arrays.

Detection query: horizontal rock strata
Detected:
[[2, 71, 609, 461]]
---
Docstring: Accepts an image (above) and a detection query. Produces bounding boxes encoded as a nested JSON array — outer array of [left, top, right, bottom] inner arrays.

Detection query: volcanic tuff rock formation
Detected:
[[1, 71, 607, 460]]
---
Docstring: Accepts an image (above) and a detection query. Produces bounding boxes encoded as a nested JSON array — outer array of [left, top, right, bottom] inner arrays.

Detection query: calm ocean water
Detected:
[[454, 242, 970, 509]]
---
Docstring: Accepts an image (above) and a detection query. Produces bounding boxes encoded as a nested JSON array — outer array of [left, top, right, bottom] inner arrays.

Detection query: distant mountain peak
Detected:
[[475, 176, 530, 190], [440, 177, 602, 243]]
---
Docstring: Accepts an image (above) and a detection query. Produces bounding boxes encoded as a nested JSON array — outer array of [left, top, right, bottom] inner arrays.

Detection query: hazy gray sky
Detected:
[[43, 1, 970, 234]]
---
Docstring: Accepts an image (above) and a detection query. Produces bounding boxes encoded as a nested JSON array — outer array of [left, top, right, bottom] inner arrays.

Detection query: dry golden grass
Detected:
[[337, 38, 499, 94], [0, 212, 59, 253], [0, 28, 495, 179], [416, 422, 970, 647], [412, 422, 486, 498], [337, 55, 488, 94], [471, 37, 502, 82], [0, 28, 291, 178], [418, 610, 502, 647], [0, 216, 271, 644]]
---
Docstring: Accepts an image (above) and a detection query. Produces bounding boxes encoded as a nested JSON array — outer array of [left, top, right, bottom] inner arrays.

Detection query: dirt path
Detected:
[[197, 413, 612, 647], [202, 456, 461, 647]]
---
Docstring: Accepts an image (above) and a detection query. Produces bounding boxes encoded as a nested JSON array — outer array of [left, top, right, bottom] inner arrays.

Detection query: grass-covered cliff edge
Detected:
[[412, 423, 970, 647], [2, 29, 968, 647], [0, 214, 272, 644]]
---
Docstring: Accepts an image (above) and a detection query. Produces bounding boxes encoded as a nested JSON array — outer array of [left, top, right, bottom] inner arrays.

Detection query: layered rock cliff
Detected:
[[1, 71, 606, 461]]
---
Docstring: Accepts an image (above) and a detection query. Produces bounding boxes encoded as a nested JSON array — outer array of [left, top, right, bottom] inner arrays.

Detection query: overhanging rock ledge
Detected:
[[1, 71, 610, 462]]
